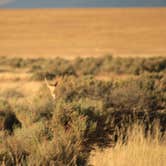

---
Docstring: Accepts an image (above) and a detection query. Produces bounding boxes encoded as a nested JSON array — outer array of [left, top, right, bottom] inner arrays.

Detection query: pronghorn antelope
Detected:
[[44, 77, 63, 99]]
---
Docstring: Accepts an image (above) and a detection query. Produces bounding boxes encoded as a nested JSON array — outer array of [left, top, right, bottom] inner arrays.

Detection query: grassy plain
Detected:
[[0, 7, 166, 166], [0, 8, 166, 59]]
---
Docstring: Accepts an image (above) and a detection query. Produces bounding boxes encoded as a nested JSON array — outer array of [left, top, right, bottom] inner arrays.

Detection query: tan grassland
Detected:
[[0, 8, 166, 166], [89, 125, 166, 166], [0, 8, 166, 59]]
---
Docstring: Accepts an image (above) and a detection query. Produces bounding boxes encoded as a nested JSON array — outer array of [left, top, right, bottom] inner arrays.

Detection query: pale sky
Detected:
[[0, 0, 166, 8]]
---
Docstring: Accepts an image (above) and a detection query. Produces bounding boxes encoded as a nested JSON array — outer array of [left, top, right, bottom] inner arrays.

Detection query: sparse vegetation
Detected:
[[31, 56, 166, 79], [1, 56, 166, 80], [0, 56, 165, 165]]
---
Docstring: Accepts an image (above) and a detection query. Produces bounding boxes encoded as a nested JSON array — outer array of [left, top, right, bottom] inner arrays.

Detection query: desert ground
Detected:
[[0, 8, 166, 59]]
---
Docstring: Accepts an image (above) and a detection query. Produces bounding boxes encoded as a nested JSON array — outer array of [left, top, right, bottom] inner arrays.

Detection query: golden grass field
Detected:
[[0, 8, 166, 59], [89, 125, 166, 166]]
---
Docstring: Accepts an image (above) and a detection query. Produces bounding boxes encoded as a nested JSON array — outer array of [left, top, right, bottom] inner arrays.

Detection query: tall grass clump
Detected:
[[89, 124, 166, 166]]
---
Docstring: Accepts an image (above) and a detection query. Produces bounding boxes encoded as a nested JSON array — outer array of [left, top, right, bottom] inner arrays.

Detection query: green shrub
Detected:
[[0, 99, 11, 111], [1, 89, 24, 99], [105, 74, 163, 112], [52, 76, 112, 102], [31, 86, 55, 122]]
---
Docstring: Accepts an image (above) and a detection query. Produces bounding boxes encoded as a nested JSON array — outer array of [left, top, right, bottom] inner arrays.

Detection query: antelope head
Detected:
[[44, 77, 59, 99]]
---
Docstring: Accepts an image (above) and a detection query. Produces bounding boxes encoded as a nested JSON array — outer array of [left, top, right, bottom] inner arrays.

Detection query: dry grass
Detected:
[[95, 73, 136, 81], [0, 72, 31, 81], [0, 8, 166, 59], [0, 80, 42, 98], [0, 67, 42, 98], [89, 125, 166, 166]]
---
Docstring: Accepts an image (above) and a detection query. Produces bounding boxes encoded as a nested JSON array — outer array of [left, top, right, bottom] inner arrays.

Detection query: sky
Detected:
[[0, 0, 166, 8]]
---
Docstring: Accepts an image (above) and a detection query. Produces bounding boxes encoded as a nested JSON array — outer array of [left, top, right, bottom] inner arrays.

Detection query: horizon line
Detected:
[[1, 6, 166, 10]]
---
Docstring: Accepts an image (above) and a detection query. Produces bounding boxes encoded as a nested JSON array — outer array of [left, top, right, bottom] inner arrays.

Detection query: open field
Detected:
[[0, 8, 166, 59]]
